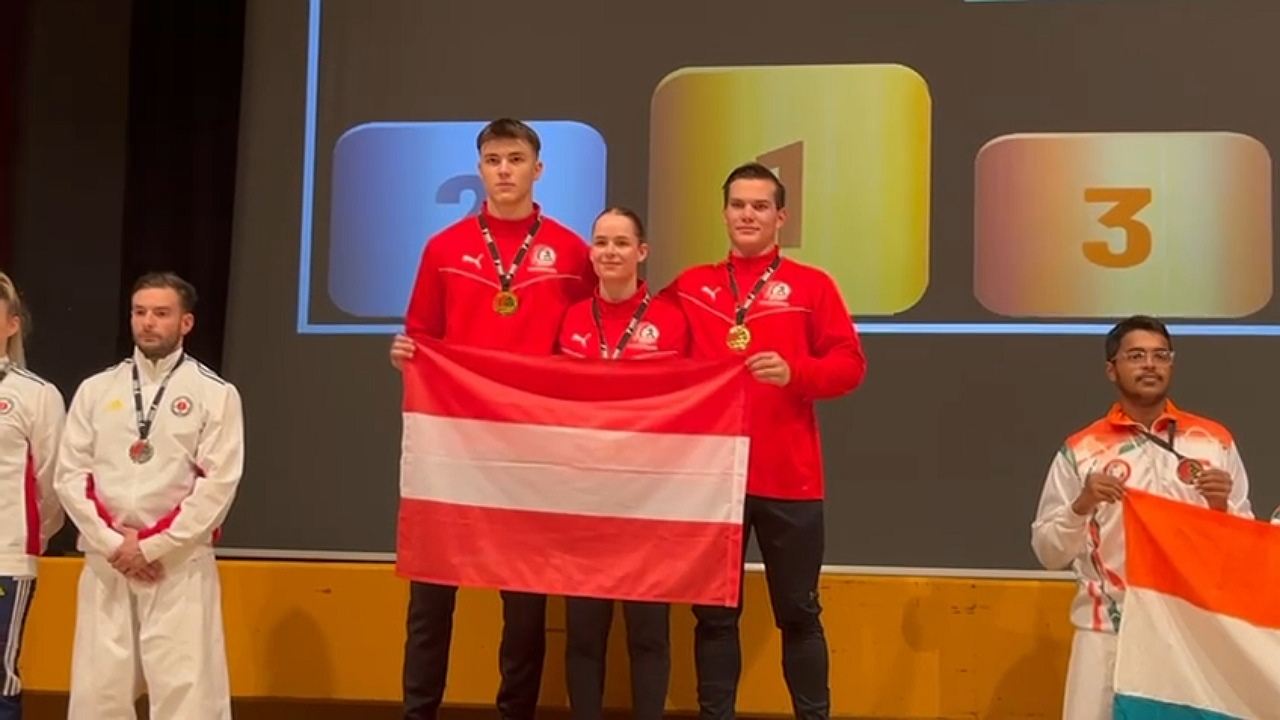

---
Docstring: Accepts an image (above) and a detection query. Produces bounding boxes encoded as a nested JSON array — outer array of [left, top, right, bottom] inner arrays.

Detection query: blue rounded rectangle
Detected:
[[327, 120, 608, 319]]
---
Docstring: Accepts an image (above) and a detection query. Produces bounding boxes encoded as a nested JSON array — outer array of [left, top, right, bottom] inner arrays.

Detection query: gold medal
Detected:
[[479, 214, 540, 319], [726, 324, 752, 352], [493, 291, 518, 316], [725, 255, 780, 354]]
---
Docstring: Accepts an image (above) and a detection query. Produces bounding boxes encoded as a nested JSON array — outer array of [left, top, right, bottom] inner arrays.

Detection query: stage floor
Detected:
[[21, 693, 919, 719]]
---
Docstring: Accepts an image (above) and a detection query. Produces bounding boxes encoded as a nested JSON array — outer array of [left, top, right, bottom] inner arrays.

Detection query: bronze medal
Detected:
[[1176, 458, 1204, 484], [128, 353, 185, 468]]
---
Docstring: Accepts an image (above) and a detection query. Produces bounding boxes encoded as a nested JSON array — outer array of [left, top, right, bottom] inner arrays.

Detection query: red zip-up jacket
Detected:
[[404, 202, 595, 354], [557, 281, 689, 360], [661, 246, 866, 499]]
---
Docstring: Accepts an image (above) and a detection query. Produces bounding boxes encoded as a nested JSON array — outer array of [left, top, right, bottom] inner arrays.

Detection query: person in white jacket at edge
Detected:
[[0, 271, 66, 720], [54, 271, 245, 720], [1030, 315, 1254, 720]]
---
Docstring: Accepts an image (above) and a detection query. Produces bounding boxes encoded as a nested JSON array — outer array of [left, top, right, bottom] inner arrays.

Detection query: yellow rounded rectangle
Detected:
[[646, 64, 932, 316], [974, 131, 1274, 319]]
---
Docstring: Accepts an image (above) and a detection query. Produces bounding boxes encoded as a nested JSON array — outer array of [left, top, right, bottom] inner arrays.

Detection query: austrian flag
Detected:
[[395, 338, 752, 607]]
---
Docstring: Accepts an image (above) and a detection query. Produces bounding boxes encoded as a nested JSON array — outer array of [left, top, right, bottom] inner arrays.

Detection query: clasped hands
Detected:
[[109, 527, 164, 583], [745, 351, 790, 387], [1072, 466, 1234, 515]]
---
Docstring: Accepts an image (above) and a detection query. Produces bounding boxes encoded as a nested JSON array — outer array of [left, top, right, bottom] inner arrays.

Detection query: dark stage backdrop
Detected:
[[221, 0, 1280, 575], [9, 0, 245, 553], [0, 0, 27, 271]]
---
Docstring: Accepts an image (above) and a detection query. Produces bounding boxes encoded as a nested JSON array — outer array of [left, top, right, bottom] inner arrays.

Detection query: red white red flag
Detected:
[[395, 339, 751, 607]]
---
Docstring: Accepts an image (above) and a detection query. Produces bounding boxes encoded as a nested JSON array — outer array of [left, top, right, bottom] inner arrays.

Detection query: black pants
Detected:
[[693, 497, 828, 720], [402, 581, 547, 720], [0, 577, 35, 720], [565, 597, 670, 720]]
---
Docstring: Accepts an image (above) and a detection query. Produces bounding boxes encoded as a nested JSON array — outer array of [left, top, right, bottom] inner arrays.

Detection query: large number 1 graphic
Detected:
[[756, 141, 804, 248], [1082, 187, 1153, 269]]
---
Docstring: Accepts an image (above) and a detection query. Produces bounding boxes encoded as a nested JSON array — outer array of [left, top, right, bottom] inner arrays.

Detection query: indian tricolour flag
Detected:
[[395, 338, 751, 607], [1113, 489, 1280, 719]]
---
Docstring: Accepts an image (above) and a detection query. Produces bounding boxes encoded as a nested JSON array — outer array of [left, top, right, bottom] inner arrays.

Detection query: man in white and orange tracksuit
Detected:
[[1031, 315, 1254, 720]]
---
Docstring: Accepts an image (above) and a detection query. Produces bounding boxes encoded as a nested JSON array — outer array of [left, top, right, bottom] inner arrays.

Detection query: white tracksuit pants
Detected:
[[1062, 628, 1118, 720], [66, 548, 231, 720]]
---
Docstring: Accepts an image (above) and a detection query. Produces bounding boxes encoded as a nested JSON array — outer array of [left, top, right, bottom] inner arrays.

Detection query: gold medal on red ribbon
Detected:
[[479, 214, 540, 318], [725, 254, 781, 354], [493, 291, 519, 316]]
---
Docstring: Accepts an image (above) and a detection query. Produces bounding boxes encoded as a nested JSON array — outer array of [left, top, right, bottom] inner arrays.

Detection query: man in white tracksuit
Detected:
[[0, 271, 65, 720], [1031, 315, 1254, 720], [54, 271, 245, 720]]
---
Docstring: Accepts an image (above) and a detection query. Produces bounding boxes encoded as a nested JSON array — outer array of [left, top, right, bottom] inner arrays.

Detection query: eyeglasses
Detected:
[[1114, 349, 1175, 365]]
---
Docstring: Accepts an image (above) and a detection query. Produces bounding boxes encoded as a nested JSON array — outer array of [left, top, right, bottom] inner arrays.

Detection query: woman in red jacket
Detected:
[[556, 207, 688, 720]]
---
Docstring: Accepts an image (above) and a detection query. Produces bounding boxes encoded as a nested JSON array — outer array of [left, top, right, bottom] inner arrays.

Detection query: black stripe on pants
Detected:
[[402, 581, 547, 720], [692, 497, 829, 720], [565, 597, 670, 720]]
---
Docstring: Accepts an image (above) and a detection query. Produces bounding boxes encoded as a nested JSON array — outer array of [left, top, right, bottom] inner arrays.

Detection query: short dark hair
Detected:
[[132, 271, 198, 313], [721, 162, 786, 209], [595, 206, 646, 240], [1105, 315, 1171, 360], [476, 118, 541, 156]]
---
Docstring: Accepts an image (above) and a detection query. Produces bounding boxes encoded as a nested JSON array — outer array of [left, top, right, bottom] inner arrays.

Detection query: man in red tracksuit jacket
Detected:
[[662, 162, 867, 720], [389, 118, 595, 720]]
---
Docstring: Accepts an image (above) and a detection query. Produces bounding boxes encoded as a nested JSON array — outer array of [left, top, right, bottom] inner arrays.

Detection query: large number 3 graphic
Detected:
[[436, 174, 485, 217], [1082, 187, 1153, 269]]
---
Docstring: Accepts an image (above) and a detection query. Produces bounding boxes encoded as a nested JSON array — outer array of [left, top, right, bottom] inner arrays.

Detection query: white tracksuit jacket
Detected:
[[1031, 401, 1253, 634], [0, 361, 66, 577], [54, 347, 244, 564]]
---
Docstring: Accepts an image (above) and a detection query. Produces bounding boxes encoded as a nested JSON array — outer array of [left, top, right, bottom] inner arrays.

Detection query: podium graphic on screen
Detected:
[[645, 63, 933, 318], [298, 120, 606, 333], [974, 132, 1273, 320], [291, 47, 1277, 336]]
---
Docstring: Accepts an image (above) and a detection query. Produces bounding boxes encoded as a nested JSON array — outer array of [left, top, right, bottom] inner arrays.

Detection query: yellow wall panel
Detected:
[[18, 559, 1077, 718]]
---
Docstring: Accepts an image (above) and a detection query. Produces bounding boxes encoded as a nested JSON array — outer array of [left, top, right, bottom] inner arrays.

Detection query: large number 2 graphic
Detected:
[[1082, 188, 1153, 269], [756, 141, 804, 248], [436, 174, 485, 217]]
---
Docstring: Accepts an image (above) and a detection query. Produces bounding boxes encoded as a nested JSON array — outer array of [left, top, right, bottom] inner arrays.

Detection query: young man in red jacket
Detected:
[[662, 162, 867, 720], [389, 118, 595, 720]]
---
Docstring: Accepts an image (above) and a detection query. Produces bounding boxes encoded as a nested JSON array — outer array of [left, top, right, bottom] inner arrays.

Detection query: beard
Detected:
[[135, 334, 180, 360]]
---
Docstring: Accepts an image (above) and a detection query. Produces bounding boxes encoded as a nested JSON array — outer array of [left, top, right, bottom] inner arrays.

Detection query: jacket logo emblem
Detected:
[[171, 396, 194, 416]]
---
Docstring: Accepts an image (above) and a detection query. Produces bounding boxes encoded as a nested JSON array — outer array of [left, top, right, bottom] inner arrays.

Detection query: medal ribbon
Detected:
[[591, 293, 652, 360], [726, 255, 782, 326], [132, 354, 185, 443], [478, 214, 543, 293], [1134, 421, 1187, 461]]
